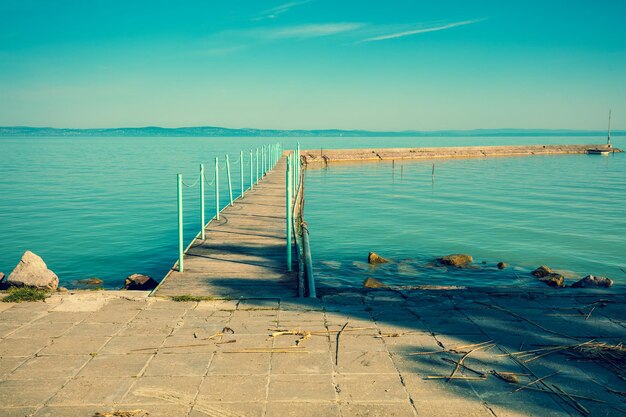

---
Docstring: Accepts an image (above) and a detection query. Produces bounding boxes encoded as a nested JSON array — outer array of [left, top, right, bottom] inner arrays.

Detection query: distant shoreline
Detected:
[[1, 126, 624, 138]]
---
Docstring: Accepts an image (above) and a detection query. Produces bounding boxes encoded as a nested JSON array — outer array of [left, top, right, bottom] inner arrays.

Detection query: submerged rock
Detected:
[[124, 274, 158, 290], [363, 277, 385, 289], [368, 252, 390, 264], [436, 254, 473, 268], [77, 278, 103, 285], [0, 272, 4, 282], [539, 273, 565, 288], [571, 275, 613, 288], [531, 265, 554, 278], [497, 262, 508, 270], [7, 251, 59, 290]]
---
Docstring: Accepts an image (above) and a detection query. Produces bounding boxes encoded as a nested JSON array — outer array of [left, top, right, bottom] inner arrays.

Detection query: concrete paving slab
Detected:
[[0, 337, 50, 357], [268, 374, 336, 402], [197, 374, 268, 402], [338, 402, 416, 417], [48, 376, 134, 405], [77, 353, 152, 377], [270, 351, 333, 374], [7, 355, 90, 380], [335, 373, 408, 402], [122, 375, 203, 405], [0, 378, 67, 406], [39, 336, 109, 355], [208, 352, 270, 375], [144, 352, 212, 376], [266, 402, 341, 417], [100, 335, 167, 354]]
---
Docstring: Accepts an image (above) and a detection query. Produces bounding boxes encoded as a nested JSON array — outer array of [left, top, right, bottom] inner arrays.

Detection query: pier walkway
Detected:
[[154, 157, 298, 299]]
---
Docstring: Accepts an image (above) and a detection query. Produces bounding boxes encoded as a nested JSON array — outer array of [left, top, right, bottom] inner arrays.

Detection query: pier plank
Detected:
[[155, 157, 298, 299]]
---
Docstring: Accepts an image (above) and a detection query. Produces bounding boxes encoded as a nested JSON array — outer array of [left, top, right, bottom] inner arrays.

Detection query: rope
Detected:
[[182, 175, 201, 188], [204, 175, 215, 186]]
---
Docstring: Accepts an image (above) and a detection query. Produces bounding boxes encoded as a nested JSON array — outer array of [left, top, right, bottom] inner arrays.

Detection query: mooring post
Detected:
[[296, 142, 301, 188], [226, 155, 233, 206], [261, 146, 265, 176], [215, 157, 220, 221], [249, 150, 253, 190], [286, 154, 293, 271], [177, 173, 184, 272], [256, 147, 259, 184], [200, 164, 205, 240], [240, 151, 244, 198]]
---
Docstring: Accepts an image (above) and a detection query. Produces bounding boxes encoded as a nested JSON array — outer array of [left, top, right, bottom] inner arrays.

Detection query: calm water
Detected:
[[0, 135, 623, 289], [305, 147, 626, 290]]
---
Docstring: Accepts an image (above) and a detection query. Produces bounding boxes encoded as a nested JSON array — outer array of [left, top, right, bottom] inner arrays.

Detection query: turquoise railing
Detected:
[[175, 143, 282, 273]]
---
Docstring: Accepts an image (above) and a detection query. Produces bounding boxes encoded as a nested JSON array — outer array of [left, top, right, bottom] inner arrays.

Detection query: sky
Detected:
[[0, 0, 625, 131]]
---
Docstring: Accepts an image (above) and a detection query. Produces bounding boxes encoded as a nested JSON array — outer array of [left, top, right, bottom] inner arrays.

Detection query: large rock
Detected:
[[7, 251, 59, 290], [571, 275, 613, 288], [539, 273, 565, 288], [0, 272, 4, 282], [437, 254, 473, 268], [363, 277, 385, 289], [531, 265, 554, 278], [124, 274, 158, 290], [497, 262, 508, 270], [368, 252, 389, 264]]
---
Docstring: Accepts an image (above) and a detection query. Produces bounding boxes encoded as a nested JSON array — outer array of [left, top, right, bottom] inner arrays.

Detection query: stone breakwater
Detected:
[[302, 144, 622, 165]]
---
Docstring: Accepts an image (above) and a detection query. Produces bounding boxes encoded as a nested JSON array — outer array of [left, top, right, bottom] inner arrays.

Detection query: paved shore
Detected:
[[303, 144, 622, 165], [0, 289, 624, 417]]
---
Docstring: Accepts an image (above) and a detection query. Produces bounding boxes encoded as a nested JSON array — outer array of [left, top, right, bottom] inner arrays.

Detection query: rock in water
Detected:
[[437, 254, 473, 268], [531, 265, 554, 278], [571, 275, 613, 288], [539, 273, 565, 288], [497, 262, 508, 270], [363, 277, 385, 289], [77, 278, 103, 285], [0, 272, 5, 282], [368, 252, 389, 264], [124, 274, 158, 290], [6, 251, 59, 290]]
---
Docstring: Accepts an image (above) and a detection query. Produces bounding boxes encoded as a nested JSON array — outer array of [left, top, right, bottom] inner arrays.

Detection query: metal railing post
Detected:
[[286, 154, 292, 271], [200, 164, 205, 240], [256, 147, 259, 184], [240, 150, 244, 198], [215, 157, 220, 220], [249, 150, 253, 190], [177, 173, 184, 272], [226, 155, 233, 206], [262, 146, 266, 176], [296, 143, 301, 188]]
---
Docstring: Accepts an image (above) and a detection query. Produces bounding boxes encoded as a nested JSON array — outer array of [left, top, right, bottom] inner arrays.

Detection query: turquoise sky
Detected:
[[1, 1, 625, 130]]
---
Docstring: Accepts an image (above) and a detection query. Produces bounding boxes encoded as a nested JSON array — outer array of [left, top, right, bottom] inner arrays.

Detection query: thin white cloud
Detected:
[[361, 19, 484, 42], [265, 23, 364, 39], [254, 1, 311, 21]]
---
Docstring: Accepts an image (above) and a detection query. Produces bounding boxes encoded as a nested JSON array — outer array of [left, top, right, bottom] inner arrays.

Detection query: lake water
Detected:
[[0, 135, 624, 289]]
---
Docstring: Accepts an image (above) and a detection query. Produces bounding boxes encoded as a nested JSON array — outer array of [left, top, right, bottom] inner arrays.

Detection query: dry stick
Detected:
[[474, 301, 578, 340], [552, 384, 590, 417], [425, 375, 487, 380], [585, 306, 596, 321], [441, 357, 486, 377], [500, 345, 591, 416], [448, 344, 495, 382], [410, 340, 493, 356], [508, 384, 609, 404], [513, 371, 560, 393], [335, 322, 349, 366]]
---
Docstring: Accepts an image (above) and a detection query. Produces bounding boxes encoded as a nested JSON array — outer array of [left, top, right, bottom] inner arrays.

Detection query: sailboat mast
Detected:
[[606, 110, 611, 148]]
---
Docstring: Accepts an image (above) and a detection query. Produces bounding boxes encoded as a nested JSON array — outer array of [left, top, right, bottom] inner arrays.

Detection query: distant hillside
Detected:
[[0, 126, 622, 137]]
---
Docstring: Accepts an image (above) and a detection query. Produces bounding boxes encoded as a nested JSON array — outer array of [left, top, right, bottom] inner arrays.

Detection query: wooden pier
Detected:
[[154, 157, 298, 299]]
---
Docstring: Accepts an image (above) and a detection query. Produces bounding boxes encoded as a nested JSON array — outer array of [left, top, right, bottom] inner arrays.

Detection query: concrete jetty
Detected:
[[154, 157, 298, 299], [303, 144, 622, 165]]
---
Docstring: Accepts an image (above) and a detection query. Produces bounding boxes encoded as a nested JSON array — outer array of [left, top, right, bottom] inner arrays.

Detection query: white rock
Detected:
[[7, 250, 59, 290]]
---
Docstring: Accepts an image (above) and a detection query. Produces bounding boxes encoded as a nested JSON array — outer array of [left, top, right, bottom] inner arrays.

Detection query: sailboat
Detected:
[[587, 110, 612, 155]]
